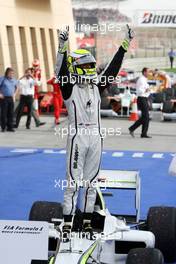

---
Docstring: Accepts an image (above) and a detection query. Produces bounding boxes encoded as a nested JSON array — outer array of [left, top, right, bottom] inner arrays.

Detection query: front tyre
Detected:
[[147, 206, 176, 263], [29, 201, 63, 222]]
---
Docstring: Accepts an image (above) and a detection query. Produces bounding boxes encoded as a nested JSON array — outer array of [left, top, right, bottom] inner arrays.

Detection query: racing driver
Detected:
[[55, 25, 134, 240]]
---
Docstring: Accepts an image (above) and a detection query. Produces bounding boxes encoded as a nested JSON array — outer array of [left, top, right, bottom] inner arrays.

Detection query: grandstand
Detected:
[[72, 0, 176, 69], [72, 0, 130, 64]]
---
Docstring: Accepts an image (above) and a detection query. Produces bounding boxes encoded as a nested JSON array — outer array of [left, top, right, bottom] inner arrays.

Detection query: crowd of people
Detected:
[[0, 60, 63, 132]]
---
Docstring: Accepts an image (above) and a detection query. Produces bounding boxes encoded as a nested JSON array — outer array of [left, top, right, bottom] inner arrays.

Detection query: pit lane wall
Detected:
[[0, 0, 76, 90]]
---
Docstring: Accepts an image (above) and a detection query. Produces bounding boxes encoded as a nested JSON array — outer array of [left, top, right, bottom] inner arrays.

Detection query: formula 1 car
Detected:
[[29, 170, 176, 264]]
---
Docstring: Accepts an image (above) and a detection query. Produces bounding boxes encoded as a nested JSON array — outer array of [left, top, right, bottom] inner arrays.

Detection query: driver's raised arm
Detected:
[[55, 27, 74, 100], [98, 25, 134, 93]]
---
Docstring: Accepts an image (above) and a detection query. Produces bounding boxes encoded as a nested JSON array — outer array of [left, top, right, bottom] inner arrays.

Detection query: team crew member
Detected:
[[32, 59, 41, 114], [156, 71, 172, 90], [47, 76, 63, 125], [129, 67, 151, 138], [16, 68, 39, 129], [55, 25, 134, 239], [30, 66, 46, 128], [0, 68, 18, 132]]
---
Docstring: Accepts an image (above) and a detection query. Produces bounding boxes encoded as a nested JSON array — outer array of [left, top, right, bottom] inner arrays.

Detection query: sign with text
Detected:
[[135, 10, 176, 27], [0, 220, 48, 264]]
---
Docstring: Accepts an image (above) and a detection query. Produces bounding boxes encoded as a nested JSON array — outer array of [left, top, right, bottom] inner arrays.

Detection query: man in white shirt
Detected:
[[16, 68, 38, 129], [129, 67, 151, 138]]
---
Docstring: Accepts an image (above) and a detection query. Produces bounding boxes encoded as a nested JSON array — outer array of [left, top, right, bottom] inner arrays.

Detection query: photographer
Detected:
[[16, 68, 40, 129]]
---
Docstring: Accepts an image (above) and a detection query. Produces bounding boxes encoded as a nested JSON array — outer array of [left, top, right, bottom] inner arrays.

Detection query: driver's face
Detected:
[[80, 63, 93, 69]]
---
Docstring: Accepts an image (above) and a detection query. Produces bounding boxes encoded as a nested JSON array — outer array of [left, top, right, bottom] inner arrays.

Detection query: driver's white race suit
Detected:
[[55, 38, 130, 218]]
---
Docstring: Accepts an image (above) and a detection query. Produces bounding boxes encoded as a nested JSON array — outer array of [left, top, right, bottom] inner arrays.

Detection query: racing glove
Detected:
[[55, 26, 69, 78], [122, 24, 135, 51], [58, 26, 69, 53]]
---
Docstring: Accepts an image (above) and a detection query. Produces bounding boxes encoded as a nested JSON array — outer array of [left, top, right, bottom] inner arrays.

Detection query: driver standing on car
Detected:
[[55, 25, 134, 240]]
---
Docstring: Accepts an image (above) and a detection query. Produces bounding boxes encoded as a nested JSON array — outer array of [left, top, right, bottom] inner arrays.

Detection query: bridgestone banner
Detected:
[[135, 10, 176, 27]]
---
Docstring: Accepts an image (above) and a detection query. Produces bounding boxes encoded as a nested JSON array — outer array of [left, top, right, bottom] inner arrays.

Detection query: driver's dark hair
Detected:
[[4, 67, 14, 77]]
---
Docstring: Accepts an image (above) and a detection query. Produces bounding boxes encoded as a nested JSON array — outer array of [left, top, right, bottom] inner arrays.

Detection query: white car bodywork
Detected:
[[49, 211, 155, 264], [48, 170, 155, 264], [163, 112, 176, 120]]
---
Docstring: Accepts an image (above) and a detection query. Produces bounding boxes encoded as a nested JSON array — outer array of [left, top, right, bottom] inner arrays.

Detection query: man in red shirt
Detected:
[[47, 76, 63, 124]]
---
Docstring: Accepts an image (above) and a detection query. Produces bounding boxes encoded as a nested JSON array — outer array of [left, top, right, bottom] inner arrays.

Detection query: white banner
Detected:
[[0, 220, 48, 264], [135, 10, 176, 27]]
